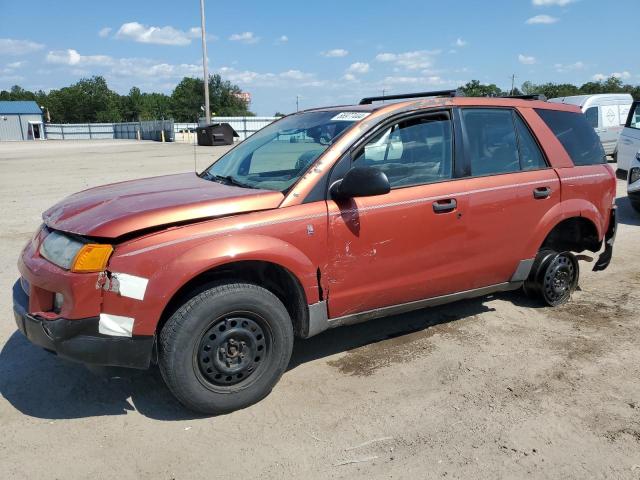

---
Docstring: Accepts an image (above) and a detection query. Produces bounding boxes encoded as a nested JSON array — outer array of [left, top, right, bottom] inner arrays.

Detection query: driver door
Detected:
[[326, 110, 470, 318]]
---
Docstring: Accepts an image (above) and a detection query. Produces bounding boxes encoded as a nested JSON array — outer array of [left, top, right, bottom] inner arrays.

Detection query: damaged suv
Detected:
[[13, 91, 617, 414]]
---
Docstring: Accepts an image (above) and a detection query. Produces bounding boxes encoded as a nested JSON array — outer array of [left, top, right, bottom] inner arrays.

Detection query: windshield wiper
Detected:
[[205, 173, 254, 189]]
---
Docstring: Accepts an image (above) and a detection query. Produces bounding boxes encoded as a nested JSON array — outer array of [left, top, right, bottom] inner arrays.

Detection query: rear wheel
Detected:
[[524, 249, 579, 307], [159, 282, 294, 415]]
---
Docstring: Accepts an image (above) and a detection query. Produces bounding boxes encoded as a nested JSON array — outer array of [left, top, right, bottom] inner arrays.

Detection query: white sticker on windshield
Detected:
[[331, 112, 371, 122]]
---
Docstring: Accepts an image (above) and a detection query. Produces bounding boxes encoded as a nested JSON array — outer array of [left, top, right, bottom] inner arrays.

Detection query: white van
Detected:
[[548, 93, 633, 156], [619, 101, 640, 176]]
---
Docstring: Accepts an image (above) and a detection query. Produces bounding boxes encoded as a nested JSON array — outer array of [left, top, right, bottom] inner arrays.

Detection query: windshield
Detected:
[[201, 111, 368, 192]]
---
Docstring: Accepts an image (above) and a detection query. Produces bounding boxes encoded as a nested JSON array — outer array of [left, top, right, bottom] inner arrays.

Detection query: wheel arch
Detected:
[[156, 259, 311, 340], [523, 198, 605, 258], [539, 216, 601, 254]]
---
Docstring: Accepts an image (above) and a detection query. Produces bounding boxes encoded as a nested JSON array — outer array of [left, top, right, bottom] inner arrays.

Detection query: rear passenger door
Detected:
[[459, 108, 561, 289]]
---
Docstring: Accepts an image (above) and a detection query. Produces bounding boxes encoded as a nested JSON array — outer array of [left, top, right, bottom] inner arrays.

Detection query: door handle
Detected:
[[433, 198, 457, 213], [533, 186, 552, 199]]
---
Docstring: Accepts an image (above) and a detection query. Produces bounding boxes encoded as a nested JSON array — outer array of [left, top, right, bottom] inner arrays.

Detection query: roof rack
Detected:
[[501, 94, 547, 101], [359, 89, 459, 105]]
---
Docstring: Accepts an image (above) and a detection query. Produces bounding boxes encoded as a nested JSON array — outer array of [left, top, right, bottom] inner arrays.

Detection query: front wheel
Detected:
[[524, 249, 579, 307], [159, 282, 294, 415]]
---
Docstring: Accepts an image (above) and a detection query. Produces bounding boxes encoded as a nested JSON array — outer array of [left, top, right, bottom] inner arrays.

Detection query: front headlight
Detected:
[[40, 231, 113, 272]]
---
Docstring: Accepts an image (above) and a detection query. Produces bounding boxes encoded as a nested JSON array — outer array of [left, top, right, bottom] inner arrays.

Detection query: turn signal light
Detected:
[[71, 244, 114, 273]]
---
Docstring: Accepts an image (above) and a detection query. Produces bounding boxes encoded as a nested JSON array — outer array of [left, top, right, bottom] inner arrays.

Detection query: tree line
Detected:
[[0, 75, 253, 123], [460, 76, 640, 100], [2, 75, 638, 124]]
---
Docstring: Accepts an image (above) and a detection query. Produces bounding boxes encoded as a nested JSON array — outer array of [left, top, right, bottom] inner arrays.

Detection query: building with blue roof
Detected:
[[0, 101, 45, 141]]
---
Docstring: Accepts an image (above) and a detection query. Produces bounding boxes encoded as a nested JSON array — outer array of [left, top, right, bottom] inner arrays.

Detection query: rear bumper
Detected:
[[13, 280, 154, 369], [593, 206, 617, 272]]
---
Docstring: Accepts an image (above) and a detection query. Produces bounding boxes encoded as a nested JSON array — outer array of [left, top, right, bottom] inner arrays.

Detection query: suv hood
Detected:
[[43, 173, 284, 239]]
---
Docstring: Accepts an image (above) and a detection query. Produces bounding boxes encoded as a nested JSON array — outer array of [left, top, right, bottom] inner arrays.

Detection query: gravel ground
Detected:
[[0, 140, 639, 479]]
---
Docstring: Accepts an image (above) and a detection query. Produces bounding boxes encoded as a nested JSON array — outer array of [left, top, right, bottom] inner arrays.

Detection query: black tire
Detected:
[[159, 282, 294, 415], [524, 249, 579, 307]]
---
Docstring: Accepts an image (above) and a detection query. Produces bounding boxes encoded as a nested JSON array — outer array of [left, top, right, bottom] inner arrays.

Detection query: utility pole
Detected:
[[510, 74, 517, 96], [296, 95, 299, 112], [199, 0, 211, 125]]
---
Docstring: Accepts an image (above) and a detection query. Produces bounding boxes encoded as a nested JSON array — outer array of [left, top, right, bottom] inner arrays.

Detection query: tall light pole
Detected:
[[199, 0, 211, 125]]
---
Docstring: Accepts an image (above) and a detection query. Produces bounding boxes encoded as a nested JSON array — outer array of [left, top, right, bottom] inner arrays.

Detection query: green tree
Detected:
[[170, 75, 253, 122], [460, 80, 503, 97]]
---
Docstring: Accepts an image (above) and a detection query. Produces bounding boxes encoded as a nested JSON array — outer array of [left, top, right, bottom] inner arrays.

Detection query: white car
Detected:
[[627, 151, 640, 213], [618, 101, 640, 173]]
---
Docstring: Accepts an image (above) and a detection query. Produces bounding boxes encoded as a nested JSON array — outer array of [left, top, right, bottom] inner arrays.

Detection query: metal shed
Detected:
[[0, 101, 45, 141]]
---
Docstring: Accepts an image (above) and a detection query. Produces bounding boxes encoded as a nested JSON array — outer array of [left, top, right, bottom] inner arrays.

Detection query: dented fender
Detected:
[[105, 227, 324, 336]]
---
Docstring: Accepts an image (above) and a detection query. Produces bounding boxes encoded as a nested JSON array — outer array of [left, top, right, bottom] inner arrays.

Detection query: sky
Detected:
[[0, 0, 637, 115]]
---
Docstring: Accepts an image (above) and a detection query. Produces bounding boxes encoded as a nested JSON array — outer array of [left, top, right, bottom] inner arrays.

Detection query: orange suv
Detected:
[[13, 91, 617, 413]]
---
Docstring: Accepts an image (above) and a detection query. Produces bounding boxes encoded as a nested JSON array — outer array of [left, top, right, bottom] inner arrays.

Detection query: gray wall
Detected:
[[45, 120, 175, 141], [0, 114, 43, 141]]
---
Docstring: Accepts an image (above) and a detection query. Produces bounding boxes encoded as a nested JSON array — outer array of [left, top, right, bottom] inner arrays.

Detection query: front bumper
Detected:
[[593, 206, 617, 272], [13, 280, 154, 369]]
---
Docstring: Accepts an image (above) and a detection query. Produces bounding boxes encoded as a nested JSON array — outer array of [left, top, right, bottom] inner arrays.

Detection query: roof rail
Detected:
[[359, 89, 460, 105], [501, 94, 547, 101]]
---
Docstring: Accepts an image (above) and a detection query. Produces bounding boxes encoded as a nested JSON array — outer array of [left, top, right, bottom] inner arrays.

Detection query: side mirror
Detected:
[[330, 166, 391, 200]]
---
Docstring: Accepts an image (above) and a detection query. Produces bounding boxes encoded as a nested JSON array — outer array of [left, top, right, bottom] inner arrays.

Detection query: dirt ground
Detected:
[[0, 140, 639, 480]]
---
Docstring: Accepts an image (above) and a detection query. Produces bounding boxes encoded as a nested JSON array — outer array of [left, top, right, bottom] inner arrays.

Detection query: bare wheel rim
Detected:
[[194, 312, 270, 388], [543, 254, 576, 304]]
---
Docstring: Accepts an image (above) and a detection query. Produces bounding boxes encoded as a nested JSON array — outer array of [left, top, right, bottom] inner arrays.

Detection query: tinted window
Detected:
[[584, 107, 599, 128], [353, 113, 452, 188], [627, 103, 640, 130], [461, 109, 520, 176], [513, 113, 547, 171], [535, 109, 605, 166]]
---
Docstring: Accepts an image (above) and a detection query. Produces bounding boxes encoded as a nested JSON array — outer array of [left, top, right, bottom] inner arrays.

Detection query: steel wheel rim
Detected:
[[543, 254, 575, 304], [195, 313, 270, 388]]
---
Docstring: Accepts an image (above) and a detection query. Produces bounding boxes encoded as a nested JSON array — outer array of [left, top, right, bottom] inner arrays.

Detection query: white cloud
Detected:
[[115, 22, 206, 46], [229, 32, 260, 44], [98, 27, 112, 38], [46, 49, 113, 66], [554, 61, 585, 72], [347, 62, 370, 74], [526, 15, 559, 24], [343, 73, 357, 82], [518, 54, 537, 65], [532, 0, 575, 5], [277, 35, 288, 44], [375, 50, 440, 70], [6, 60, 26, 69], [216, 66, 320, 88], [0, 38, 44, 56], [592, 71, 631, 81], [321, 48, 349, 58], [111, 59, 201, 79], [454, 38, 468, 47], [279, 69, 313, 80]]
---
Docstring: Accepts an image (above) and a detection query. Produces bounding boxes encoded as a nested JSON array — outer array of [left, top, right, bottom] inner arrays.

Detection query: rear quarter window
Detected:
[[535, 109, 605, 166]]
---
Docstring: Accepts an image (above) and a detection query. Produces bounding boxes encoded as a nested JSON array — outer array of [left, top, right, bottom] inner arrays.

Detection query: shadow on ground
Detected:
[[0, 294, 498, 421], [616, 196, 640, 227]]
